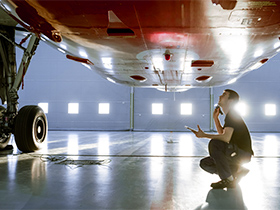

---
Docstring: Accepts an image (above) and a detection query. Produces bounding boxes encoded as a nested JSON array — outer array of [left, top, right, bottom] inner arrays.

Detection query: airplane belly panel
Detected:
[[1, 0, 280, 91]]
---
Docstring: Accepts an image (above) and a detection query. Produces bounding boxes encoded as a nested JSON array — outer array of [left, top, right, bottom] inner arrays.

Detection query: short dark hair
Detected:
[[225, 89, 239, 102]]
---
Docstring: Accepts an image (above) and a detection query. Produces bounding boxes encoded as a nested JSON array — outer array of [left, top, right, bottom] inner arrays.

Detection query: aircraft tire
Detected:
[[15, 105, 48, 152], [0, 106, 11, 149]]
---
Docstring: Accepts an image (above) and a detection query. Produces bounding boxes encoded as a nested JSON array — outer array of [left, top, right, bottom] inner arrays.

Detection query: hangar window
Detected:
[[68, 103, 79, 114], [265, 104, 276, 116], [152, 103, 163, 115], [38, 103, 48, 114], [99, 103, 110, 114], [181, 103, 192, 115]]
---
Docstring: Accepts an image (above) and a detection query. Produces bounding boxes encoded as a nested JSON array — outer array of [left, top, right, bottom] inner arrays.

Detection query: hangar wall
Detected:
[[133, 88, 210, 131], [17, 38, 131, 131], [17, 36, 280, 132]]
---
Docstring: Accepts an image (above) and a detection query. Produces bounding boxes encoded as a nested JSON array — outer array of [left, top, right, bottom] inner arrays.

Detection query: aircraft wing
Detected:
[[0, 0, 280, 92]]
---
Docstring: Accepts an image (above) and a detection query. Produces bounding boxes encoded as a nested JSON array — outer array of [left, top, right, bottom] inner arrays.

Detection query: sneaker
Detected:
[[210, 179, 236, 189]]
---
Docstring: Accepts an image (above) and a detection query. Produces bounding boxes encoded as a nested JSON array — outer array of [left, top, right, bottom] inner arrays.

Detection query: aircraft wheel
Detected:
[[15, 105, 48, 152], [0, 106, 11, 149]]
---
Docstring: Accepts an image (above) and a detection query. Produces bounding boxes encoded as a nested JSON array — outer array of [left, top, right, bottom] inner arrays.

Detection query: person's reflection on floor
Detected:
[[194, 186, 247, 210]]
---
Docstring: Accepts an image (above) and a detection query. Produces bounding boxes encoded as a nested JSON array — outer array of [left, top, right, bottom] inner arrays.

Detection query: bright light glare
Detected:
[[81, 63, 91, 70], [152, 103, 163, 115], [179, 135, 193, 155], [274, 42, 280, 49], [2, 3, 12, 12], [67, 134, 79, 154], [57, 48, 66, 54], [107, 77, 116, 83], [181, 103, 192, 115], [249, 62, 263, 70], [152, 57, 163, 70], [79, 50, 88, 58], [218, 36, 248, 71], [254, 49, 263, 57], [265, 104, 276, 116], [150, 134, 164, 180], [38, 103, 48, 114], [150, 133, 164, 155], [102, 57, 113, 69], [68, 103, 79, 114], [235, 102, 247, 116], [99, 103, 110, 114], [60, 44, 67, 50], [228, 78, 237, 84], [98, 134, 110, 155], [40, 36, 47, 41], [263, 135, 278, 179], [181, 58, 193, 72]]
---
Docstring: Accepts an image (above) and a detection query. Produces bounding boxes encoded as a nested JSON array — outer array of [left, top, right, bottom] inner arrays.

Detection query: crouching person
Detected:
[[188, 89, 254, 189]]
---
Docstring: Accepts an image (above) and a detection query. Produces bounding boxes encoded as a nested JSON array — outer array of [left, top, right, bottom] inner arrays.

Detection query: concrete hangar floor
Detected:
[[0, 131, 279, 210]]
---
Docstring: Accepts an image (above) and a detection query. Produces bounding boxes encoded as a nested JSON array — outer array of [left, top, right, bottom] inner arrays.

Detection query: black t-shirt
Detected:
[[224, 110, 254, 155]]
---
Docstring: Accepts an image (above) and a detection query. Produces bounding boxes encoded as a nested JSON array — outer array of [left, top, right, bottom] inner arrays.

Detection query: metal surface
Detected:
[[12, 34, 40, 91], [0, 0, 279, 92]]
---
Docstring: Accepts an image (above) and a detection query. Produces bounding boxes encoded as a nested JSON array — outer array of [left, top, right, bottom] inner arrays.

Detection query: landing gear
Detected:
[[15, 106, 47, 152], [0, 26, 48, 152], [0, 106, 11, 149], [0, 133, 11, 149]]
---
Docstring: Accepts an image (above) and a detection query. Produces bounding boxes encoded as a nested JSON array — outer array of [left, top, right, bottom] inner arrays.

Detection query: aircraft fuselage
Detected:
[[1, 0, 280, 92]]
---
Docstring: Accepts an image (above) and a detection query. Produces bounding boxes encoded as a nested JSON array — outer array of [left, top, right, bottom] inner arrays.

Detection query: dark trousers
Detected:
[[200, 139, 251, 180]]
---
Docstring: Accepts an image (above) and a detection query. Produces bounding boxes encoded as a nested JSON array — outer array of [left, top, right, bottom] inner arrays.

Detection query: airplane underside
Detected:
[[0, 0, 279, 91], [0, 0, 279, 151]]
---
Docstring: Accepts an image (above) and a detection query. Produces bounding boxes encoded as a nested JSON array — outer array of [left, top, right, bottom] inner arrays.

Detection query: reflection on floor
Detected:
[[0, 131, 280, 209]]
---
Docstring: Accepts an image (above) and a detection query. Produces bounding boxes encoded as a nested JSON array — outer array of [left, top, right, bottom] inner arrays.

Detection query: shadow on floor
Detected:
[[194, 186, 247, 210]]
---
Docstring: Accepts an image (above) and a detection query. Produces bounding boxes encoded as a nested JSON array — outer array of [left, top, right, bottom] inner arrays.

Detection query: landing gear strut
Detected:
[[0, 26, 48, 152]]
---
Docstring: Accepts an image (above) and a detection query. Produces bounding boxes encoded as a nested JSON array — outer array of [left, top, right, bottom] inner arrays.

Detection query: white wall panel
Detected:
[[133, 88, 210, 131]]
